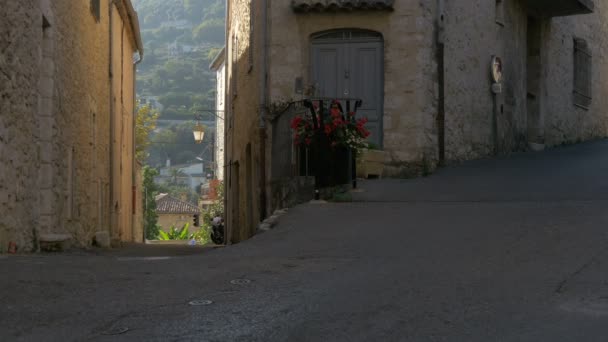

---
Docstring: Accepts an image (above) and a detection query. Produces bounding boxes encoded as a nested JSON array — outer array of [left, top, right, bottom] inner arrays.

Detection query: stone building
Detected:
[[0, 0, 143, 252], [155, 194, 200, 233], [210, 47, 226, 182], [224, 0, 607, 243]]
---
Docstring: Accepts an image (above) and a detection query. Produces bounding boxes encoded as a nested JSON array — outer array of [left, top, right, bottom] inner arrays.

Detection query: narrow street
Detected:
[[2, 140, 608, 341]]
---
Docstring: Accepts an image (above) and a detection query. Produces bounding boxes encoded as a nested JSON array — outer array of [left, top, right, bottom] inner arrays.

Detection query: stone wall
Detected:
[[267, 1, 439, 178], [0, 0, 41, 252], [443, 0, 608, 161], [214, 62, 226, 181], [225, 0, 263, 243], [443, 0, 529, 160], [544, 4, 608, 146], [157, 214, 193, 233], [0, 0, 140, 252]]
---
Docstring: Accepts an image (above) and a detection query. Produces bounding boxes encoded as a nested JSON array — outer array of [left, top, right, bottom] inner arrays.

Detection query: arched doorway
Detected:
[[311, 29, 384, 147]]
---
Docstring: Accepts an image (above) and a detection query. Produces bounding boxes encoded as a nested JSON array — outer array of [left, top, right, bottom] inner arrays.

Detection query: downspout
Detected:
[[223, 0, 230, 244], [436, 0, 446, 165], [258, 0, 268, 221], [133, 52, 143, 243], [109, 1, 116, 237]]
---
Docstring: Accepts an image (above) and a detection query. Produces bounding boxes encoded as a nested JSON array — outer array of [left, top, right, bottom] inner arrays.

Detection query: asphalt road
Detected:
[[2, 141, 608, 341]]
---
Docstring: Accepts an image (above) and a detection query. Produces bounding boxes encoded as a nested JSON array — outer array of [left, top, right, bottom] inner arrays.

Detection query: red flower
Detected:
[[357, 117, 368, 126], [324, 124, 333, 135], [305, 138, 312, 145], [348, 111, 356, 117], [330, 108, 341, 118], [290, 116, 303, 129]]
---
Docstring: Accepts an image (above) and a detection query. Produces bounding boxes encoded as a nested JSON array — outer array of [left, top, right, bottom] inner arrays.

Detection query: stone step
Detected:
[[39, 233, 72, 252]]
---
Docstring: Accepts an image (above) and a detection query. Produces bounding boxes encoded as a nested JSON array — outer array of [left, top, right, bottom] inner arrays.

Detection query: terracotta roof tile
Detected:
[[292, 0, 394, 12], [155, 195, 200, 215]]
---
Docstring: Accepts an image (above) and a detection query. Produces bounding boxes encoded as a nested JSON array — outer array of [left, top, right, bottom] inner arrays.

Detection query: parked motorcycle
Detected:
[[210, 216, 224, 245]]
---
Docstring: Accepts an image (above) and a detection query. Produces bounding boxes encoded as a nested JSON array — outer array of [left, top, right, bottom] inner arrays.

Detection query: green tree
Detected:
[[142, 166, 160, 239], [136, 104, 160, 162]]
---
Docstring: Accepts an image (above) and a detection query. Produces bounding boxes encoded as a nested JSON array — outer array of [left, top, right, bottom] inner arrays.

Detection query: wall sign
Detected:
[[491, 56, 503, 83]]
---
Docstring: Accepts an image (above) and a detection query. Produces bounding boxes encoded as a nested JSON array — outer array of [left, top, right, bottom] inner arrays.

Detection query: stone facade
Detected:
[[443, 0, 608, 160], [210, 47, 226, 181], [0, 0, 143, 252], [225, 0, 608, 243], [225, 0, 264, 243]]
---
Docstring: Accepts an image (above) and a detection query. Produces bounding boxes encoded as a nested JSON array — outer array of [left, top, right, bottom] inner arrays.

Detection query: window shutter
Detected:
[[573, 38, 592, 109], [90, 0, 101, 22]]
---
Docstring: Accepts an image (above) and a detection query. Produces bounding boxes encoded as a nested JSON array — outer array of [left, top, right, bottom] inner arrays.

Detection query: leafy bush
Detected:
[[158, 223, 191, 240]]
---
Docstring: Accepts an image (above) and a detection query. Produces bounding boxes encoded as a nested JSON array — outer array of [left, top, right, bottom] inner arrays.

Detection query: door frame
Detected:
[[309, 29, 385, 148]]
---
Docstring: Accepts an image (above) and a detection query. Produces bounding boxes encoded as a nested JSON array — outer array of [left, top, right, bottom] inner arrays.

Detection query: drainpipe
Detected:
[[133, 53, 143, 242], [436, 0, 446, 165], [223, 0, 230, 244], [109, 1, 116, 238], [258, 0, 268, 221]]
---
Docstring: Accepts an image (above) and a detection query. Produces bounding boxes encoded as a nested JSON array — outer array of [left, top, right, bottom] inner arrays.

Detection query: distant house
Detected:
[[157, 162, 206, 191], [155, 194, 200, 232], [209, 47, 226, 181], [160, 19, 193, 30], [167, 42, 197, 57], [138, 95, 164, 111]]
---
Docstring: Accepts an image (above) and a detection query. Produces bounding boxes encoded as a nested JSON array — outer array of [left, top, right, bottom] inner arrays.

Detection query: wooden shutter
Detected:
[[573, 38, 592, 109]]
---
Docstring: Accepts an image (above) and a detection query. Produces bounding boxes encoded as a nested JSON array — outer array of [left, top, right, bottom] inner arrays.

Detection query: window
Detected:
[[495, 0, 505, 26], [573, 38, 592, 109], [90, 0, 101, 22]]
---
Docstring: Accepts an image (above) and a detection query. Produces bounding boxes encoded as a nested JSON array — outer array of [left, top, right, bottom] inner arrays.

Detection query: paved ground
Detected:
[[2, 140, 608, 341]]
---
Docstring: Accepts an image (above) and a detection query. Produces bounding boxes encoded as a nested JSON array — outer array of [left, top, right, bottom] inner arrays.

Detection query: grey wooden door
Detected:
[[311, 31, 384, 147]]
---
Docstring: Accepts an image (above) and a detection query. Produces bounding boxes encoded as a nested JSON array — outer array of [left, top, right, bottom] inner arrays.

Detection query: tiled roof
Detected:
[[155, 194, 200, 215], [292, 0, 394, 12]]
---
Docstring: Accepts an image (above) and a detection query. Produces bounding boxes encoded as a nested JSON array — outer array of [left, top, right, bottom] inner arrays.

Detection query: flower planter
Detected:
[[356, 149, 387, 179]]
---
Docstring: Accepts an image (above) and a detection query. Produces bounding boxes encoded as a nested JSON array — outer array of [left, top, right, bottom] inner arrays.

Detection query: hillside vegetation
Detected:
[[133, 0, 225, 122]]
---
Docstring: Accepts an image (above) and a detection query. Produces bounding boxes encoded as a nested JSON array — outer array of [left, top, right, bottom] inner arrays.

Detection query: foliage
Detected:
[[156, 222, 211, 245], [290, 114, 315, 147], [322, 101, 371, 151], [290, 100, 371, 152], [158, 222, 191, 240], [202, 180, 224, 224], [193, 18, 225, 44], [142, 166, 160, 239], [136, 104, 160, 162], [191, 227, 211, 245]]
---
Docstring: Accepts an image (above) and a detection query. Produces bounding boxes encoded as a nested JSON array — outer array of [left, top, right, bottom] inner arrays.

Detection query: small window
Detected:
[[573, 38, 592, 109], [90, 0, 101, 22], [495, 0, 505, 26]]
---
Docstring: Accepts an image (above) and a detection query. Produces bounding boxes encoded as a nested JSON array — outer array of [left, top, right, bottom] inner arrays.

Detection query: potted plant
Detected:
[[356, 143, 387, 179], [290, 100, 373, 185]]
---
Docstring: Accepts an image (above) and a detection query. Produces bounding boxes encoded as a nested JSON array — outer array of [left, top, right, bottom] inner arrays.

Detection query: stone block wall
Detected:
[[442, 0, 608, 161], [0, 0, 140, 252], [267, 1, 439, 178], [543, 3, 608, 146], [443, 0, 529, 161], [225, 0, 263, 243], [0, 0, 41, 252]]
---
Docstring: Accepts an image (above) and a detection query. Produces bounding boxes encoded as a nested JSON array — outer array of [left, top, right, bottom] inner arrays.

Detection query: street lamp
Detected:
[[193, 122, 205, 144]]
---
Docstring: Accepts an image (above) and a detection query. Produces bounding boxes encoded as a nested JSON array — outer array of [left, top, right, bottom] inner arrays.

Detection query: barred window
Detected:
[[573, 38, 592, 109], [90, 0, 101, 22]]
